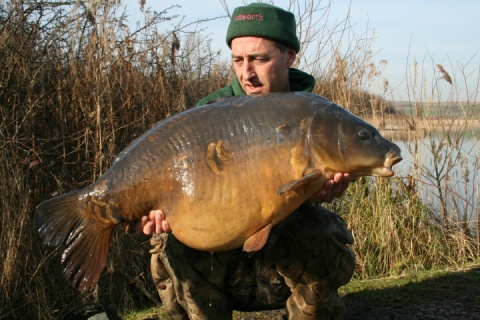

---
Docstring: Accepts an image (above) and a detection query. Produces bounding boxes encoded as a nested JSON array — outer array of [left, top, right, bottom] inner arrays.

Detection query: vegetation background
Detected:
[[0, 1, 478, 319]]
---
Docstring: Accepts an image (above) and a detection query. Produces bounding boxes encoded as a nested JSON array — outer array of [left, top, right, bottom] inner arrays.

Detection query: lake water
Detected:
[[394, 136, 479, 225]]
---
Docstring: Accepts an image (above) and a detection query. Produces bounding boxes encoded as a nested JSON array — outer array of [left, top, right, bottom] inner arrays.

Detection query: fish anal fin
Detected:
[[278, 170, 323, 195], [243, 223, 273, 252], [63, 225, 113, 291]]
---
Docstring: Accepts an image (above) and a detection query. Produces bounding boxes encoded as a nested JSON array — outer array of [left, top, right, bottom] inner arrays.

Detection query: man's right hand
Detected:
[[310, 172, 351, 203], [134, 210, 171, 235]]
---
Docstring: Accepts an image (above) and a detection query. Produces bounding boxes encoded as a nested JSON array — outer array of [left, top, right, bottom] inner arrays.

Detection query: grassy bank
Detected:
[[120, 263, 480, 319]]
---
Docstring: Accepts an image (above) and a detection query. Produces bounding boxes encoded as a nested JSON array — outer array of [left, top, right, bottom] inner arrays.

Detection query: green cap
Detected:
[[226, 3, 300, 52]]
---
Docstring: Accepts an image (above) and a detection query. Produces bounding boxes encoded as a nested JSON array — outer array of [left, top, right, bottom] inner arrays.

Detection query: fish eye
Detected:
[[358, 129, 370, 140]]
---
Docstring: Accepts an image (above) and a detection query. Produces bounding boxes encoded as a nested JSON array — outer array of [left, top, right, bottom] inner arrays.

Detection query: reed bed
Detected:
[[327, 59, 480, 278], [0, 1, 478, 318]]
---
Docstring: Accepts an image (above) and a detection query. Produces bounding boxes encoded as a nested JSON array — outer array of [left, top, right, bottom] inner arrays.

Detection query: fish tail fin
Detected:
[[34, 191, 112, 291]]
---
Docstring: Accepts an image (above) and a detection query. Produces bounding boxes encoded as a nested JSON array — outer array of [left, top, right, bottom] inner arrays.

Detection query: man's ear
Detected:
[[286, 48, 297, 68]]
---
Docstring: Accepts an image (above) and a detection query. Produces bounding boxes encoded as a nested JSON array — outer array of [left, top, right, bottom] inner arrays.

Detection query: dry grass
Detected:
[[0, 1, 478, 319], [0, 1, 227, 318]]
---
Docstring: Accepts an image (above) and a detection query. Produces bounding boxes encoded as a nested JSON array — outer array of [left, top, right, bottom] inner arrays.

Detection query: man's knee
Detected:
[[286, 281, 347, 320], [149, 234, 189, 319], [156, 234, 236, 319], [274, 205, 355, 319], [149, 234, 170, 285]]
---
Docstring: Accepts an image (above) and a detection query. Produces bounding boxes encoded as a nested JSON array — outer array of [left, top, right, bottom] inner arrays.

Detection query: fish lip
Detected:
[[380, 156, 403, 177], [382, 168, 395, 177], [385, 156, 403, 168], [348, 155, 403, 178]]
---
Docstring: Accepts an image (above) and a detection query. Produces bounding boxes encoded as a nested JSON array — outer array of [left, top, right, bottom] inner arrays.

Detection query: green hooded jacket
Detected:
[[196, 68, 315, 106]]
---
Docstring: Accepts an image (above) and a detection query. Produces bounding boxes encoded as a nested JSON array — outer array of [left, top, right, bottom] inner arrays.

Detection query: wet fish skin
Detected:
[[34, 92, 402, 291]]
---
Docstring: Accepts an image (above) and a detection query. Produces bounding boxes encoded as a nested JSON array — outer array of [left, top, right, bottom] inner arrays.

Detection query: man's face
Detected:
[[231, 37, 296, 95]]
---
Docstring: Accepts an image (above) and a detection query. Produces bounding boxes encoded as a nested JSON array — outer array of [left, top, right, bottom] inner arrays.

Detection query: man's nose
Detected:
[[242, 61, 255, 79]]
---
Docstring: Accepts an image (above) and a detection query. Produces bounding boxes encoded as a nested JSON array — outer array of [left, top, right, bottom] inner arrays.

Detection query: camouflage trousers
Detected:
[[150, 203, 355, 320]]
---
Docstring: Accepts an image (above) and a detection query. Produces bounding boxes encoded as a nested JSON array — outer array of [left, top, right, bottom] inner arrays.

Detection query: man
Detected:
[[137, 3, 355, 319]]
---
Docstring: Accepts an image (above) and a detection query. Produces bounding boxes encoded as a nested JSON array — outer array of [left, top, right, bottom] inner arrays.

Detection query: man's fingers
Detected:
[[310, 173, 352, 203], [340, 173, 351, 194], [330, 173, 351, 198], [133, 216, 148, 233], [161, 220, 171, 233], [152, 210, 163, 234], [143, 221, 154, 235], [330, 174, 342, 198], [134, 210, 170, 235], [333, 172, 344, 183]]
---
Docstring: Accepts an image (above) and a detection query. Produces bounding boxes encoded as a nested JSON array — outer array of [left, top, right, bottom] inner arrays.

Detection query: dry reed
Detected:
[[0, 1, 226, 318]]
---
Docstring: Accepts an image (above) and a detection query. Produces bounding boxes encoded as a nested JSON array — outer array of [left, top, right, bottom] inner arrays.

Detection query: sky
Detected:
[[125, 0, 480, 102]]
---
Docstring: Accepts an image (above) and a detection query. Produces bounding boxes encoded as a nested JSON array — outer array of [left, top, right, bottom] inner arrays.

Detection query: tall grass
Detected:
[[0, 0, 478, 319], [0, 1, 227, 318], [327, 56, 480, 279]]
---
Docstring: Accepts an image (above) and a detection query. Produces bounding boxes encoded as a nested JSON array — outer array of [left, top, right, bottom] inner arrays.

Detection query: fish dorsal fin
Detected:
[[243, 223, 273, 252], [277, 170, 323, 195]]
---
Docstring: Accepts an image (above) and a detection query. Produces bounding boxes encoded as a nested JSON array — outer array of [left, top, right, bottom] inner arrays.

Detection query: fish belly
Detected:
[[163, 143, 314, 251]]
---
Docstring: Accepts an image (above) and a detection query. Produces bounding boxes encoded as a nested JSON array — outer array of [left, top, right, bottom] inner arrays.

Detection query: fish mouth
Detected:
[[381, 155, 403, 177], [348, 155, 403, 178], [362, 155, 402, 178]]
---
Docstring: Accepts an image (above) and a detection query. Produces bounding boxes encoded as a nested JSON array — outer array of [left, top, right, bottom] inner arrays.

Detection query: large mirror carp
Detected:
[[34, 92, 402, 290]]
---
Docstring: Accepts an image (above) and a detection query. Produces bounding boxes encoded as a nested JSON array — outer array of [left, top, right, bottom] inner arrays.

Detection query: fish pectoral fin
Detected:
[[206, 140, 233, 175], [243, 223, 273, 252], [278, 170, 323, 194]]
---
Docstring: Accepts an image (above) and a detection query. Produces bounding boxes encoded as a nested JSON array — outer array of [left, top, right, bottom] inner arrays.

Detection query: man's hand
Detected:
[[134, 209, 171, 235], [310, 173, 351, 203]]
